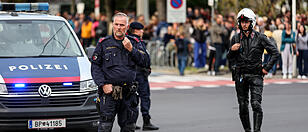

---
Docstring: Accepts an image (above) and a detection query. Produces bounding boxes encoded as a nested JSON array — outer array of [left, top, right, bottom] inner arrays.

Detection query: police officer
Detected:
[[128, 22, 159, 131], [91, 12, 149, 132], [227, 8, 279, 132]]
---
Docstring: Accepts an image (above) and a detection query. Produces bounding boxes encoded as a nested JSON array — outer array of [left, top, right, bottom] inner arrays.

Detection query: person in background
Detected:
[[209, 14, 228, 75], [81, 16, 93, 49], [91, 14, 101, 44], [296, 23, 308, 79], [272, 24, 284, 74], [281, 22, 296, 79], [175, 32, 191, 76], [192, 17, 207, 68], [263, 24, 277, 78]]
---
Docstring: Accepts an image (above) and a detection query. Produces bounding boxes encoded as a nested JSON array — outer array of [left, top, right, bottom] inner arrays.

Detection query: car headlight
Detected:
[[80, 80, 98, 92], [0, 84, 8, 94]]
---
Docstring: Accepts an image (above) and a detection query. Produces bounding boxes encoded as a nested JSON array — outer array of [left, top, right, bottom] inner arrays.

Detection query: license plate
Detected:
[[28, 118, 66, 129]]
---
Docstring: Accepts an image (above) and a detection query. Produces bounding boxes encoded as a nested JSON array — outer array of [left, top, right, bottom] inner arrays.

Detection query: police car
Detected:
[[0, 3, 98, 131]]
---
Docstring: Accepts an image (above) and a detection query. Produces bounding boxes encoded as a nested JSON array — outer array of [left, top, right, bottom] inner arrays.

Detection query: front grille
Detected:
[[0, 82, 94, 108], [0, 94, 88, 108]]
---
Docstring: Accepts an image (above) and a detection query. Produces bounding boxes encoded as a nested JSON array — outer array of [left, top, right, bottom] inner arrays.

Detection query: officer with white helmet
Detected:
[[227, 8, 279, 132]]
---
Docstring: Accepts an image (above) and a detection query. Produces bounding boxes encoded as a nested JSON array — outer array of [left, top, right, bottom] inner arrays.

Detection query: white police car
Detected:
[[0, 3, 98, 131]]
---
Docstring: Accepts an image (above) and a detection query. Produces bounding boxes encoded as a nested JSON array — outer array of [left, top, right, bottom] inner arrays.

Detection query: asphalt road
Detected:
[[126, 82, 308, 132], [16, 79, 308, 132]]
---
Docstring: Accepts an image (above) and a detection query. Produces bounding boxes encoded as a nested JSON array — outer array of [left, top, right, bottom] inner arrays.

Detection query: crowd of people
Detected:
[[59, 7, 308, 78]]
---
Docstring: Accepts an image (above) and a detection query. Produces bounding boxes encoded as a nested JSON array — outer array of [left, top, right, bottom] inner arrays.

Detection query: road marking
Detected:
[[174, 86, 194, 89], [150, 87, 167, 90], [272, 81, 292, 84], [225, 84, 235, 87], [200, 85, 220, 88], [296, 80, 308, 83]]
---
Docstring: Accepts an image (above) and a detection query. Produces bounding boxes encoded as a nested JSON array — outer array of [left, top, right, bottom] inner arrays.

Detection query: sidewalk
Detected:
[[149, 66, 308, 90]]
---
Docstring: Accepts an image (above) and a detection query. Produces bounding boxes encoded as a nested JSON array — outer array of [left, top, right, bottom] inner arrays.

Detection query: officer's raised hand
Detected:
[[123, 37, 133, 52], [103, 84, 113, 94], [231, 43, 241, 51]]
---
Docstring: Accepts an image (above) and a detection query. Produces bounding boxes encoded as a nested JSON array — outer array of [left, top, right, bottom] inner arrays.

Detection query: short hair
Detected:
[[112, 12, 129, 25]]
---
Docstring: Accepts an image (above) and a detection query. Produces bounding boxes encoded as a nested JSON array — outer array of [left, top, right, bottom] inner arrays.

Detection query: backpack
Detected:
[[95, 21, 107, 38]]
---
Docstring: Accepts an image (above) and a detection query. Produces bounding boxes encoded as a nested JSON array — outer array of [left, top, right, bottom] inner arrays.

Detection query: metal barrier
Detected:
[[146, 40, 193, 67]]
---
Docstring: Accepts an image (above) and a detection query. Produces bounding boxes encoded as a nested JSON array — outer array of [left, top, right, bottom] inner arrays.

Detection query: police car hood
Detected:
[[0, 57, 92, 83]]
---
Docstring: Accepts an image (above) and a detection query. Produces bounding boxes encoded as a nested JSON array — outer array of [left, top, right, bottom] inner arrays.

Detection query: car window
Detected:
[[0, 20, 82, 57]]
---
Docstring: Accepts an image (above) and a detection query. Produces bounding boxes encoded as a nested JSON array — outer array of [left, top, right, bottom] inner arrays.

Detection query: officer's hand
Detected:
[[231, 43, 241, 51], [262, 69, 268, 75], [123, 37, 133, 52], [103, 84, 113, 94]]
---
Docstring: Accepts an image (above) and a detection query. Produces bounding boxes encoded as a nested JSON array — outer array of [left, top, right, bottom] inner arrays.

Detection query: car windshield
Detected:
[[0, 20, 82, 57]]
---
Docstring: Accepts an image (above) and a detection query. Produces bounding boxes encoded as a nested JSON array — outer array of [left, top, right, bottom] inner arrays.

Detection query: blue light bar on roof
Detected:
[[0, 3, 49, 12]]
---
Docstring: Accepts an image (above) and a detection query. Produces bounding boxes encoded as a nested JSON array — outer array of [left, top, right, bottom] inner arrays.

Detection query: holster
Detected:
[[126, 81, 138, 97], [112, 86, 123, 100], [94, 97, 101, 114], [111, 82, 138, 100]]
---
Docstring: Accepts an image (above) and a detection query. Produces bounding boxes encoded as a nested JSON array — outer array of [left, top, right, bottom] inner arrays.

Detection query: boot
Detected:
[[253, 112, 263, 132], [135, 125, 141, 130], [240, 114, 252, 132], [143, 115, 159, 131]]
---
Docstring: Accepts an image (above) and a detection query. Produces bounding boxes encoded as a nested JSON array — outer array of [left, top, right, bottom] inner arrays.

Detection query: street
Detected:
[[123, 74, 308, 132], [18, 74, 308, 132]]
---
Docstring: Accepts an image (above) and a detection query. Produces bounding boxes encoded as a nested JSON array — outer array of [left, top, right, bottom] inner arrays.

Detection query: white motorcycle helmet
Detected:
[[237, 8, 256, 31]]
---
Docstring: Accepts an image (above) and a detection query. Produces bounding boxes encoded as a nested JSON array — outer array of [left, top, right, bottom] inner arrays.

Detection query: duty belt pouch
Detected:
[[112, 86, 122, 100], [126, 82, 138, 97]]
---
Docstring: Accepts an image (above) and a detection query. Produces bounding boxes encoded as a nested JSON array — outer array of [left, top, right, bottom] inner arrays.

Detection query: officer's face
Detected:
[[113, 16, 128, 39], [134, 29, 144, 38], [240, 20, 251, 30]]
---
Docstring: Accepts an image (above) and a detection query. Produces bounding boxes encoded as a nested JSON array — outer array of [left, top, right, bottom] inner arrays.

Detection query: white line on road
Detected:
[[225, 84, 235, 87], [150, 87, 167, 90], [200, 85, 220, 88], [272, 81, 292, 84], [173, 86, 194, 89], [296, 80, 308, 84]]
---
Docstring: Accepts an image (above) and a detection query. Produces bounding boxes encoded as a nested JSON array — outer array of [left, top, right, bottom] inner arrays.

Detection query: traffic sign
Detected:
[[170, 0, 183, 9]]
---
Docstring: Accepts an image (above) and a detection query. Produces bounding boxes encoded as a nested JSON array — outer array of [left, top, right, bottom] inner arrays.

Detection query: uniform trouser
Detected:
[[98, 92, 138, 132], [193, 42, 206, 68], [235, 74, 263, 132], [135, 72, 151, 117]]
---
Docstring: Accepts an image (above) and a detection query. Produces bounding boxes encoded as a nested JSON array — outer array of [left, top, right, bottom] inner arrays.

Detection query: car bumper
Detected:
[[0, 93, 99, 131]]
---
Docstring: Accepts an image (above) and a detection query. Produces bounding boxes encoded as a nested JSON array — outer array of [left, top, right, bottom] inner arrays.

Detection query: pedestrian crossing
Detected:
[[148, 74, 308, 91]]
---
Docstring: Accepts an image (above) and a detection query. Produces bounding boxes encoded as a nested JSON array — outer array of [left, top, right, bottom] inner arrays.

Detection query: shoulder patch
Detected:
[[98, 36, 111, 43], [92, 53, 98, 61], [134, 37, 140, 43], [126, 35, 140, 42]]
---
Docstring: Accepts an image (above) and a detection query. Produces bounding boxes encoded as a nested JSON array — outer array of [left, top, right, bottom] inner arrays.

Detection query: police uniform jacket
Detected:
[[130, 34, 151, 69], [227, 30, 279, 74], [91, 35, 149, 89]]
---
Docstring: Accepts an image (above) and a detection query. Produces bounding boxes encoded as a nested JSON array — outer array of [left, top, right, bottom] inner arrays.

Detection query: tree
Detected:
[[156, 0, 166, 22]]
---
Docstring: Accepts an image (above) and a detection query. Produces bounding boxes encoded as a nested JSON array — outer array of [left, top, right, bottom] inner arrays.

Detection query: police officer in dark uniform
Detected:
[[128, 22, 159, 131], [227, 8, 279, 132], [91, 12, 149, 132]]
